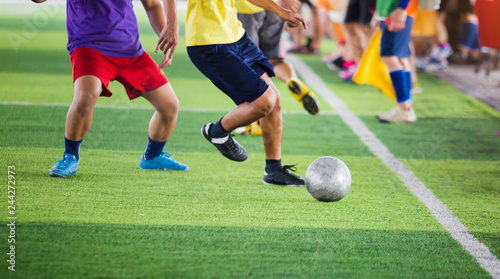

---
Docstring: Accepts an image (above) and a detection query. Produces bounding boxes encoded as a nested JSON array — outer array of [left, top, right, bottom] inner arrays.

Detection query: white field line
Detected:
[[288, 54, 500, 279], [0, 101, 337, 115]]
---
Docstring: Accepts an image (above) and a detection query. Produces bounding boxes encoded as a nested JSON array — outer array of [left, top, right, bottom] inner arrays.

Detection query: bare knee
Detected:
[[381, 56, 402, 71], [72, 76, 102, 115], [157, 96, 179, 119], [272, 96, 282, 114], [72, 89, 100, 115], [253, 90, 277, 117]]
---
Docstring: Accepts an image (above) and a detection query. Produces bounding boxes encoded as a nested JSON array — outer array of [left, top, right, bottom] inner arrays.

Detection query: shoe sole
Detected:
[[263, 180, 305, 187], [376, 115, 416, 124], [288, 81, 319, 115], [49, 171, 75, 178], [139, 166, 189, 171]]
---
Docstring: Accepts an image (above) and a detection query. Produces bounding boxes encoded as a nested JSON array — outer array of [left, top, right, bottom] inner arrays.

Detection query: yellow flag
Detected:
[[352, 29, 396, 102]]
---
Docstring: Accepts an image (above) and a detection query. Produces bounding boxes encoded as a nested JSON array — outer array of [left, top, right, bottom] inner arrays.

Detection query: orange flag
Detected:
[[352, 29, 396, 103]]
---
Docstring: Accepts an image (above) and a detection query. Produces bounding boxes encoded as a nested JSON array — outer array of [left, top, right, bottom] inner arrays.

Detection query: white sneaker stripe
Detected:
[[212, 135, 229, 144]]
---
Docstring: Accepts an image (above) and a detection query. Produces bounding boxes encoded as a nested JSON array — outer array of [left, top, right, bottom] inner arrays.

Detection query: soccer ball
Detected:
[[305, 156, 352, 202]]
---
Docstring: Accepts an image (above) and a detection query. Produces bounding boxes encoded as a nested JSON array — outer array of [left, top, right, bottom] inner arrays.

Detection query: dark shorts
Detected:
[[344, 0, 376, 25], [238, 11, 285, 59], [187, 33, 275, 105], [71, 47, 168, 100], [380, 17, 415, 58]]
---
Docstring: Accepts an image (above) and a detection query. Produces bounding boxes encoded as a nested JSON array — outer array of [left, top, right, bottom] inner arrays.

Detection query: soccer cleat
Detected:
[[139, 152, 189, 171], [202, 123, 248, 162], [49, 153, 79, 177], [263, 165, 305, 187], [376, 106, 417, 123], [234, 121, 262, 136], [287, 78, 320, 115]]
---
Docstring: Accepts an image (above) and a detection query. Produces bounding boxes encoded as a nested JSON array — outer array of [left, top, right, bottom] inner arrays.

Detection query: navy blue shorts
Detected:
[[380, 17, 415, 58], [187, 34, 275, 105]]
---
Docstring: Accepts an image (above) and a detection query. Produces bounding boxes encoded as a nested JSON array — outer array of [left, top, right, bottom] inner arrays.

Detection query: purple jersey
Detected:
[[66, 0, 144, 58]]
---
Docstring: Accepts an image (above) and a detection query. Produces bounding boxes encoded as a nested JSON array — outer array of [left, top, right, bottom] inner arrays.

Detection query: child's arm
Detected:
[[141, 0, 179, 68], [247, 0, 307, 29]]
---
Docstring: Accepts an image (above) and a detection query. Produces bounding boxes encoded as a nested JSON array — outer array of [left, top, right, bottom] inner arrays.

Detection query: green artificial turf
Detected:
[[0, 148, 492, 278], [0, 222, 491, 279], [297, 54, 500, 266], [0, 2, 499, 278]]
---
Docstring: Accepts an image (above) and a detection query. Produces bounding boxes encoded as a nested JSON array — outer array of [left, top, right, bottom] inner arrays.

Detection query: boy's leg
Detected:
[[269, 58, 320, 116], [257, 73, 282, 161], [141, 83, 179, 142], [201, 86, 276, 162], [381, 56, 412, 109], [65, 75, 102, 141], [50, 75, 102, 177], [377, 56, 416, 123], [259, 73, 304, 186], [219, 87, 277, 131], [138, 83, 188, 171], [269, 58, 296, 83]]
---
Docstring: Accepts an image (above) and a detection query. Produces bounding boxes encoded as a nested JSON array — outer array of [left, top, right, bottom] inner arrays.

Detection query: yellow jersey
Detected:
[[235, 0, 278, 15], [186, 0, 246, 46]]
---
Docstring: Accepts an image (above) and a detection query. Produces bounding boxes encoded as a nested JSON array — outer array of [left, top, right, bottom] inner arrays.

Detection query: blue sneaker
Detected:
[[49, 153, 79, 177], [139, 152, 189, 171]]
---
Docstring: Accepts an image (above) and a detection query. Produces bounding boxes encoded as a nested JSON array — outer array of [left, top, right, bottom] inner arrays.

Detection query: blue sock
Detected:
[[404, 71, 412, 93], [460, 22, 479, 50], [265, 159, 282, 173], [390, 69, 411, 104], [209, 118, 229, 138], [65, 138, 82, 160], [144, 137, 166, 160]]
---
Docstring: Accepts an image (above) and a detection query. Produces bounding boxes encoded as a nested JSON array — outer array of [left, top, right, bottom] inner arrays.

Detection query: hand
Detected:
[[387, 8, 407, 32], [278, 9, 307, 29], [280, 0, 300, 12], [155, 24, 179, 68]]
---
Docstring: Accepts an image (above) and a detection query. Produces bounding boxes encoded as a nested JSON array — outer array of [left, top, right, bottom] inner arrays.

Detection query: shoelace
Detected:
[[279, 165, 300, 178], [56, 154, 74, 164], [160, 152, 173, 159], [226, 136, 240, 151]]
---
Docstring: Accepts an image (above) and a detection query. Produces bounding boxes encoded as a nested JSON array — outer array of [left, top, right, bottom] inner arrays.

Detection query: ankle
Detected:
[[209, 119, 229, 138], [265, 159, 282, 173]]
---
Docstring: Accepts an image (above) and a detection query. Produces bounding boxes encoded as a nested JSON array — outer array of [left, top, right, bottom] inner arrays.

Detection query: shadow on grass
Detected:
[[0, 222, 492, 278]]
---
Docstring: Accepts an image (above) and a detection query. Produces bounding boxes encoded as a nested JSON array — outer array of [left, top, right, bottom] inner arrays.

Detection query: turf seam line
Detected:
[[0, 102, 337, 115], [288, 54, 500, 279]]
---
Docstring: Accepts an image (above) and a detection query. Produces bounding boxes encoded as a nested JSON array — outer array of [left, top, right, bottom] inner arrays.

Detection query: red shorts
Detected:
[[70, 47, 168, 100]]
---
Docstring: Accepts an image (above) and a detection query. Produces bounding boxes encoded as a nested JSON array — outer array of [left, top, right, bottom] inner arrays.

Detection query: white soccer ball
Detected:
[[305, 156, 352, 202]]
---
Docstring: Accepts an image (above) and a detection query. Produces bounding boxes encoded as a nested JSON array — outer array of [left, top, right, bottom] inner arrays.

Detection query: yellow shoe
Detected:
[[287, 78, 320, 115], [234, 121, 262, 136]]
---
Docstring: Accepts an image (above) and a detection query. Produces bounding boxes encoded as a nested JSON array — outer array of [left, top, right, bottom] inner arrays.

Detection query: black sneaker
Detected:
[[201, 123, 248, 162], [263, 165, 305, 187]]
